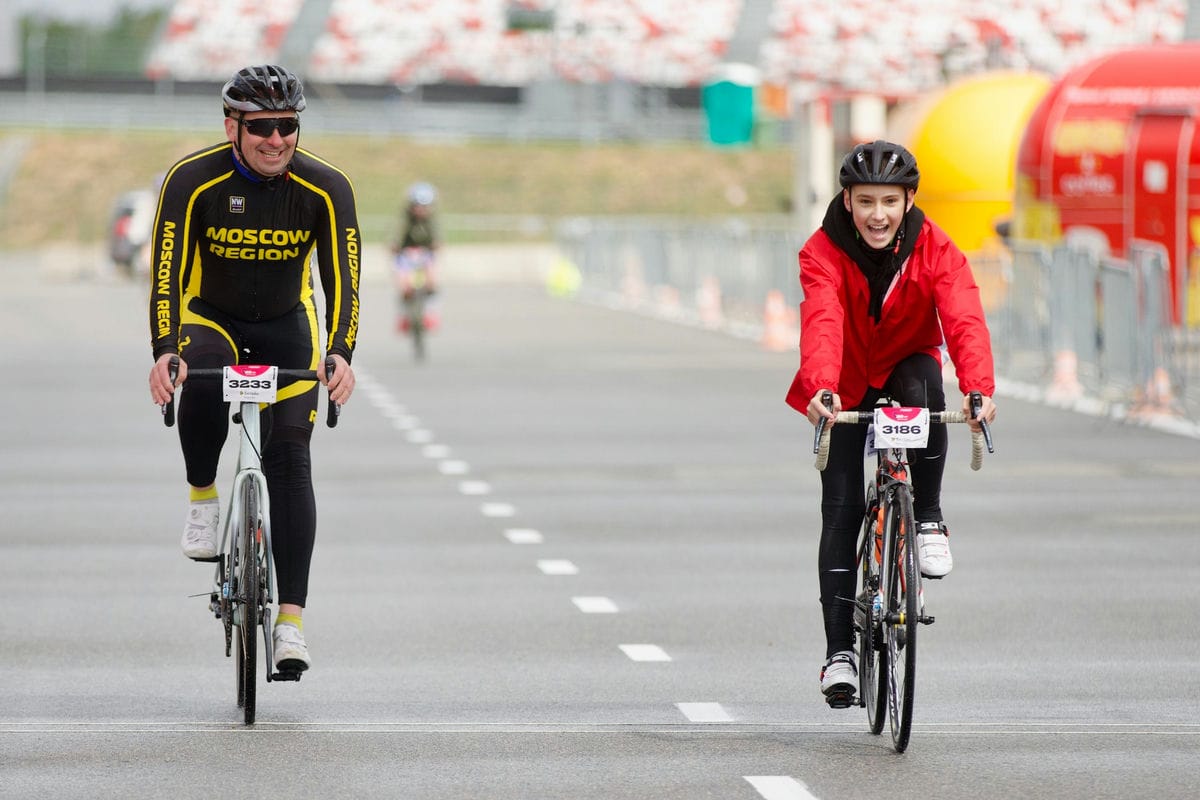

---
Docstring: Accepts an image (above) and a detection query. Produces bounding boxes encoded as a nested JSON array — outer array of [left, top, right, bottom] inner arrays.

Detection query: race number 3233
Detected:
[[222, 365, 278, 403]]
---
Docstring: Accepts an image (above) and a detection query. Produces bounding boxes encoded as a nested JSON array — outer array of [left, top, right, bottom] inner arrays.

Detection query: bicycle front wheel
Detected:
[[857, 490, 887, 735], [235, 482, 260, 726], [883, 485, 919, 752]]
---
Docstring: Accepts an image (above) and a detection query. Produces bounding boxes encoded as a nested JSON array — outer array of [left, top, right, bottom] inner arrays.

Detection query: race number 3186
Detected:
[[873, 406, 930, 449]]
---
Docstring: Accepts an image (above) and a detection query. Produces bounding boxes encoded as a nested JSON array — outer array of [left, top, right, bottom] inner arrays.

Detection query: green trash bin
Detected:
[[702, 63, 760, 146]]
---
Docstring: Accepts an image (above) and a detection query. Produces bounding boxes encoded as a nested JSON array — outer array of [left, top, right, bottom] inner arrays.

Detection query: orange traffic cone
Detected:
[[696, 276, 723, 329], [761, 289, 797, 352], [1044, 349, 1083, 404]]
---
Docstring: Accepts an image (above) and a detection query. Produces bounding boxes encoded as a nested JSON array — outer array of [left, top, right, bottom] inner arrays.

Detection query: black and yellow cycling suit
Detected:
[[148, 142, 360, 608]]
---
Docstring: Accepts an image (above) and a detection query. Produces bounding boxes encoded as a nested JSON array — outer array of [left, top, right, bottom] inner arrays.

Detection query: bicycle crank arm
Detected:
[[919, 614, 936, 625]]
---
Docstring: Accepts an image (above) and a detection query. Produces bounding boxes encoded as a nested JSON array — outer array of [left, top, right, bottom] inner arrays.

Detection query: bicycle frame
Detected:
[[213, 400, 280, 670]]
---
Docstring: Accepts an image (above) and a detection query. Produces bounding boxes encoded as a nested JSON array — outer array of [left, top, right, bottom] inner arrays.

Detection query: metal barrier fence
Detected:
[[557, 218, 1200, 424]]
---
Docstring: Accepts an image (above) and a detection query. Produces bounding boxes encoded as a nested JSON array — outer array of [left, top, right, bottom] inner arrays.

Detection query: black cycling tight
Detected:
[[177, 297, 320, 608], [817, 353, 947, 657]]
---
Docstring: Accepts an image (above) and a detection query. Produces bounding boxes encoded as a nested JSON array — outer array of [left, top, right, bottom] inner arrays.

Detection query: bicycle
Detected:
[[814, 391, 993, 752], [161, 357, 339, 725], [394, 246, 436, 362]]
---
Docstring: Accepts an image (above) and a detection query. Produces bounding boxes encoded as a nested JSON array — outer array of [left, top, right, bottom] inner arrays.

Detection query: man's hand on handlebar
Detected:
[[149, 353, 185, 406], [320, 354, 355, 406]]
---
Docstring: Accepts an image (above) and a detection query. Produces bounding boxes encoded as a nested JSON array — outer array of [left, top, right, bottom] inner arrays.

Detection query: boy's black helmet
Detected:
[[222, 65, 306, 115], [839, 140, 920, 190]]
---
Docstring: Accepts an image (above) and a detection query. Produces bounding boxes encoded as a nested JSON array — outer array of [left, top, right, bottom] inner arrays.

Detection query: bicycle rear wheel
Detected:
[[857, 491, 887, 735], [883, 485, 919, 752], [405, 293, 426, 361], [235, 482, 260, 725]]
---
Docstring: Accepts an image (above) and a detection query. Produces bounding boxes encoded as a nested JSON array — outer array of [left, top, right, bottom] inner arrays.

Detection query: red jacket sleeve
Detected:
[[785, 232, 844, 413]]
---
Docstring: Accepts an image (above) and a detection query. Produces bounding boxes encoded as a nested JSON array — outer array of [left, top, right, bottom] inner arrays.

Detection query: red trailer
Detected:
[[1014, 43, 1200, 327]]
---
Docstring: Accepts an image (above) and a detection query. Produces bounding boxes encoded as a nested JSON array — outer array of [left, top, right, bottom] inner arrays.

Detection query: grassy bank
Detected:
[[0, 129, 794, 247]]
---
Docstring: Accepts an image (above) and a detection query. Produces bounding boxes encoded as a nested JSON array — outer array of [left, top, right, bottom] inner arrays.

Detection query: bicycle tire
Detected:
[[884, 485, 919, 752], [857, 490, 887, 735], [237, 482, 259, 725], [407, 293, 426, 361]]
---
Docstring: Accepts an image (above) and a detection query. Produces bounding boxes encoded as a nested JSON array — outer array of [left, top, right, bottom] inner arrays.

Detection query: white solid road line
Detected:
[[619, 644, 671, 662], [675, 702, 732, 722], [744, 776, 820, 800], [572, 596, 618, 613]]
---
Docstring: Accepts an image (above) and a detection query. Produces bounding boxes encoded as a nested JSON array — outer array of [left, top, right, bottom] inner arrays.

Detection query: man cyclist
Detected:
[[392, 181, 441, 332], [146, 64, 361, 674], [784, 140, 997, 707]]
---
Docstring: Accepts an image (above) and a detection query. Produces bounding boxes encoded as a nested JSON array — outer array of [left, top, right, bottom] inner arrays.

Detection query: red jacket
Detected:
[[785, 217, 995, 412]]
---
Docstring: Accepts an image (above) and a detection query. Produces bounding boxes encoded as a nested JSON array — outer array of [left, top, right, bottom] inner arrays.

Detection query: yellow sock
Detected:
[[276, 613, 303, 631], [189, 485, 218, 502]]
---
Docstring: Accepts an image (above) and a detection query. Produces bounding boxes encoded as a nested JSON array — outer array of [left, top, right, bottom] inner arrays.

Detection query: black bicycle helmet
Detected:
[[222, 65, 306, 115], [839, 140, 920, 190]]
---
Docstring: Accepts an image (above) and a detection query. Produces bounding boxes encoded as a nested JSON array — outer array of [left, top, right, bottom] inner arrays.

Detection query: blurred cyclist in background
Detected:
[[784, 140, 997, 708], [146, 64, 360, 675], [392, 181, 441, 333]]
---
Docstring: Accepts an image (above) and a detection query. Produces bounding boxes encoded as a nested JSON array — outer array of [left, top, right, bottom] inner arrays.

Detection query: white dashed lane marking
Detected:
[[675, 702, 732, 722], [537, 559, 579, 576], [481, 502, 516, 518], [619, 644, 671, 662], [572, 596, 618, 614], [438, 460, 470, 475], [504, 528, 544, 544], [458, 480, 492, 496], [422, 444, 451, 459], [744, 776, 821, 800]]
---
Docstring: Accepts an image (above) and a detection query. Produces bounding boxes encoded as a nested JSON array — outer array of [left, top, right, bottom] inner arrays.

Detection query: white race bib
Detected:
[[872, 406, 930, 449], [222, 365, 278, 403]]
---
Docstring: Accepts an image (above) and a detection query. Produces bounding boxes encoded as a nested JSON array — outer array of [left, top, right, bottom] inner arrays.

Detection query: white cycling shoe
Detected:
[[273, 623, 311, 672], [181, 498, 220, 561], [918, 522, 953, 578], [820, 650, 858, 708]]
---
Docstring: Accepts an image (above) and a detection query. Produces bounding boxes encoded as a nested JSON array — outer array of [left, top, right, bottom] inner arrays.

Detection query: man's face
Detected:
[[225, 110, 299, 177], [843, 184, 913, 250]]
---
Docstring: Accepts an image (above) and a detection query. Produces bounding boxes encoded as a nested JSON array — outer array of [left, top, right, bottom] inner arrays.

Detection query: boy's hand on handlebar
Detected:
[[807, 389, 840, 426], [149, 353, 186, 405], [963, 393, 997, 432], [320, 354, 355, 406]]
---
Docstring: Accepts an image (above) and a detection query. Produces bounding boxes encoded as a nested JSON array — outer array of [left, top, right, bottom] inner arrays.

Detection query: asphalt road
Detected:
[[1, 256, 1197, 799]]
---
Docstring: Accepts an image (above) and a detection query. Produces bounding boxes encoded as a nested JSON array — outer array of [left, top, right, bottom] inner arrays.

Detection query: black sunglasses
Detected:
[[240, 117, 300, 137]]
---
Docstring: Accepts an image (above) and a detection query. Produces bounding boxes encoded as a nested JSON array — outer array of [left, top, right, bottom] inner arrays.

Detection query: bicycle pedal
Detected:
[[270, 670, 304, 682], [919, 615, 936, 625], [824, 689, 856, 709], [188, 555, 221, 564]]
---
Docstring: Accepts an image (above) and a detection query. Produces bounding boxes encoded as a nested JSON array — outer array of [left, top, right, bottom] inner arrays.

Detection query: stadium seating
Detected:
[[759, 0, 1186, 95], [144, 0, 1187, 92], [145, 0, 304, 81]]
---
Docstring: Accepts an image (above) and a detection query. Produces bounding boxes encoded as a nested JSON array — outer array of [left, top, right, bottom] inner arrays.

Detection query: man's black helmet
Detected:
[[839, 140, 920, 190], [222, 65, 306, 115]]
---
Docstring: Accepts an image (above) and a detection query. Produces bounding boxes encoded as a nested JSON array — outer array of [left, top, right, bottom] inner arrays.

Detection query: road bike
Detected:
[[162, 357, 338, 725], [814, 391, 993, 752], [394, 246, 436, 362]]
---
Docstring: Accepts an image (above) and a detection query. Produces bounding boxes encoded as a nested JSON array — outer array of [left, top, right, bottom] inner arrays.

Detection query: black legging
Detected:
[[178, 297, 320, 608], [817, 352, 947, 657]]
